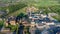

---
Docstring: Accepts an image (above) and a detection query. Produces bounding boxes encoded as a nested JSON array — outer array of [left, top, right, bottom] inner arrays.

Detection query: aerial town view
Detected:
[[0, 0, 60, 34]]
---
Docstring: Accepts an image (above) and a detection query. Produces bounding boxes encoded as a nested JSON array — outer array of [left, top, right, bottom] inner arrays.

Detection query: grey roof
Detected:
[[33, 17, 52, 23]]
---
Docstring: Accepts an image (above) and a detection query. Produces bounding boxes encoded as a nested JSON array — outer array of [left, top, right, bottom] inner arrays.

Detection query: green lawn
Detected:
[[52, 15, 60, 22], [7, 7, 26, 16], [1, 0, 60, 7], [7, 0, 60, 16], [0, 0, 60, 21]]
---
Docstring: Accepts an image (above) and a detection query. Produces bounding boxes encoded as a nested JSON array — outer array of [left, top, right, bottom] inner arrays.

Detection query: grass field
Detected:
[[0, 0, 60, 21]]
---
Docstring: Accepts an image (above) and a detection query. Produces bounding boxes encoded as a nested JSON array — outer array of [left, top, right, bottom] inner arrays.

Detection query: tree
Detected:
[[16, 13, 25, 23]]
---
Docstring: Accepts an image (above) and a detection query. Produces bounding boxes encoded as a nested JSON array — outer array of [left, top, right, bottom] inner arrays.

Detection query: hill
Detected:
[[0, 0, 60, 21]]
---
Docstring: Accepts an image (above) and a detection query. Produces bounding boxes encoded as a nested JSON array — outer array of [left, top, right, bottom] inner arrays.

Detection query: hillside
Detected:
[[0, 0, 60, 21]]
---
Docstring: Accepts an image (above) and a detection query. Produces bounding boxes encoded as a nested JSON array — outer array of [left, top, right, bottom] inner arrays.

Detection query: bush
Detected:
[[0, 21, 4, 27], [5, 24, 18, 32]]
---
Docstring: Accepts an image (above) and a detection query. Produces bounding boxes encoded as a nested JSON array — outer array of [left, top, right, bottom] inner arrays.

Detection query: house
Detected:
[[29, 26, 36, 34], [41, 17, 55, 25], [5, 16, 16, 26], [41, 14, 47, 18], [9, 20, 16, 25], [30, 21, 36, 27], [44, 22, 55, 25], [26, 6, 38, 13], [22, 20, 30, 27], [5, 21, 9, 27], [36, 23, 46, 29], [26, 6, 38, 17]]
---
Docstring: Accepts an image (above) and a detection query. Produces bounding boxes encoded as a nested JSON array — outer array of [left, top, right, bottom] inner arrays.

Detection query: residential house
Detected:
[[5, 16, 16, 26], [36, 23, 46, 29], [42, 17, 55, 25]]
